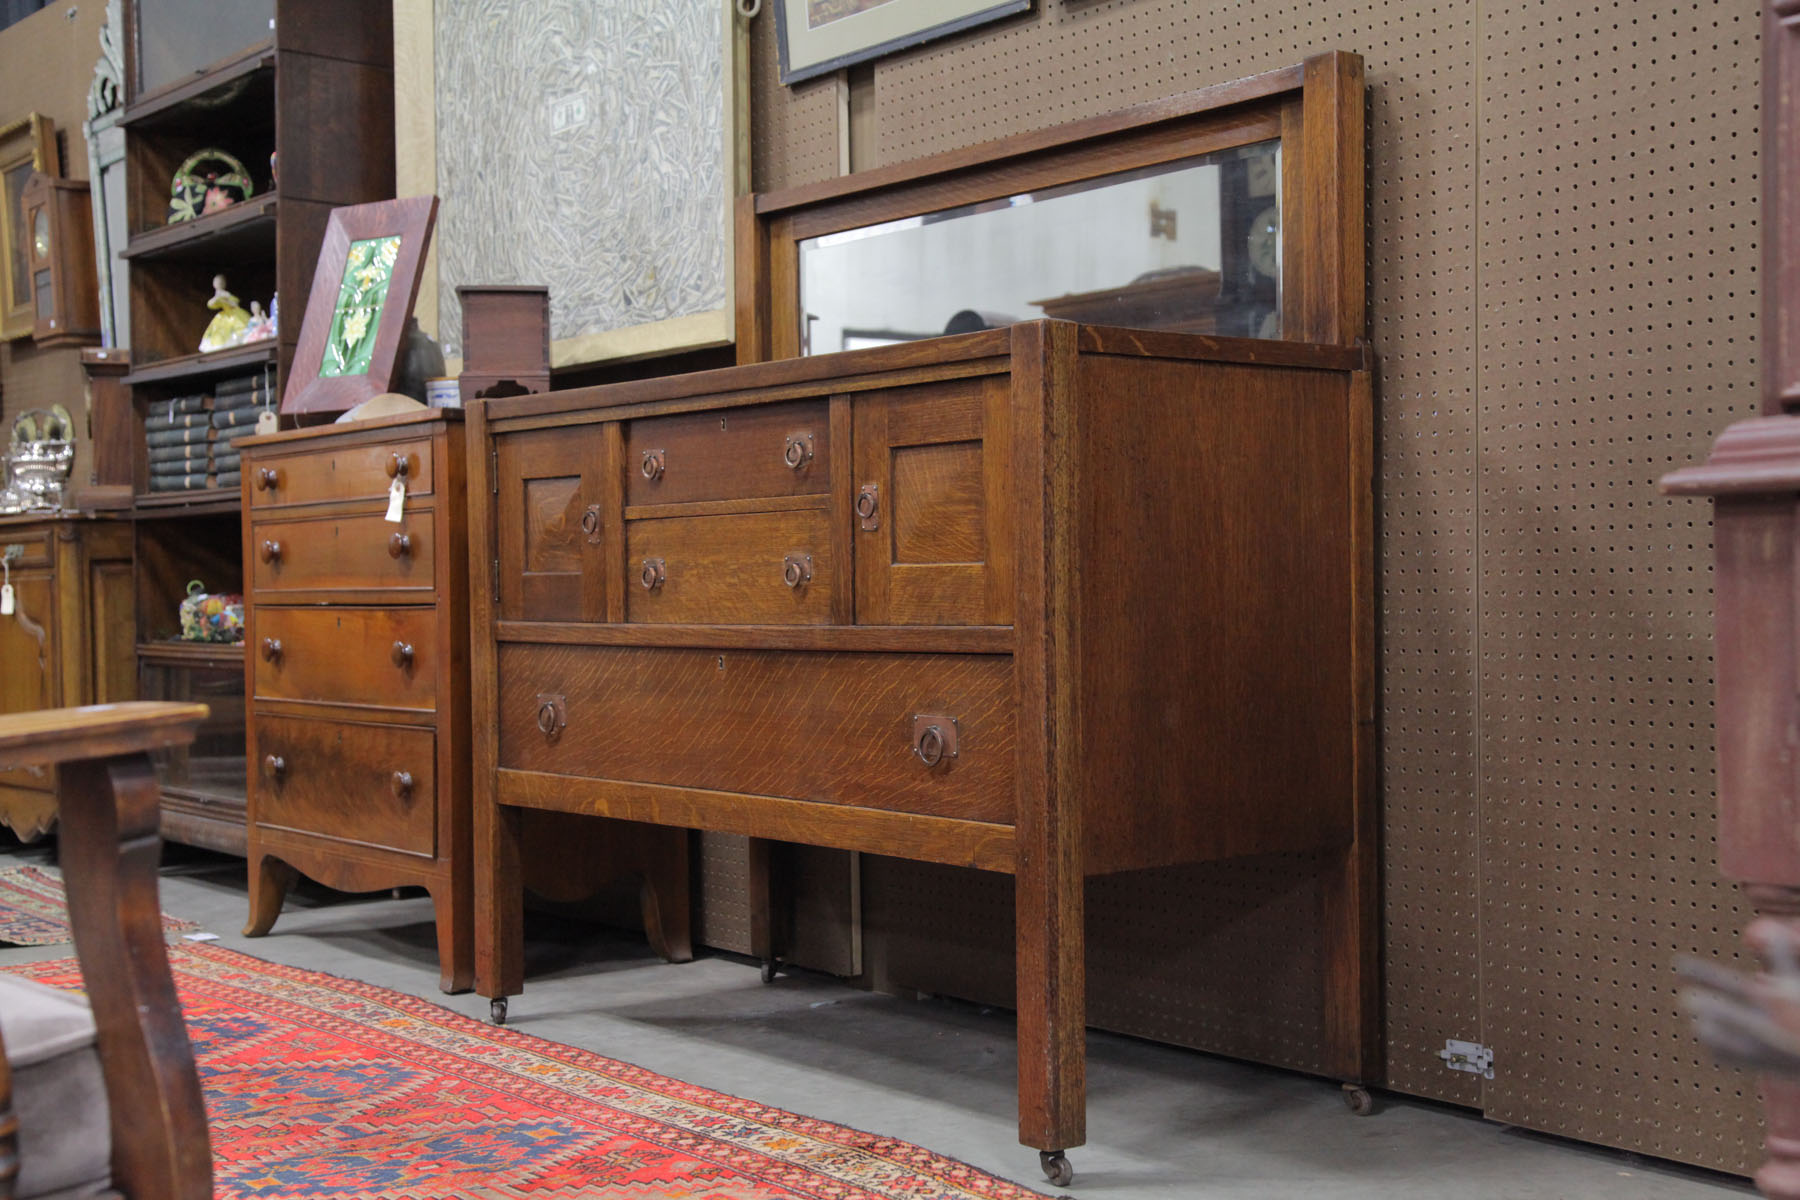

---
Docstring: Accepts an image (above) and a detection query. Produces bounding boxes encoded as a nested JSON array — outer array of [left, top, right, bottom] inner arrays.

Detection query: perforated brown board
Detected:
[[1474, 0, 1760, 1170]]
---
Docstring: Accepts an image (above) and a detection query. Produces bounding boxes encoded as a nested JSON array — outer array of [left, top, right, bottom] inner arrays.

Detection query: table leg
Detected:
[[475, 798, 524, 1009]]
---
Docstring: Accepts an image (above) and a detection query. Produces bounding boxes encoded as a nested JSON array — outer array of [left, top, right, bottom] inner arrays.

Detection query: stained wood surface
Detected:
[[624, 399, 830, 506], [248, 437, 434, 508], [496, 425, 609, 623], [498, 644, 1016, 823], [252, 606, 440, 712], [252, 714, 436, 857], [0, 702, 208, 769], [625, 509, 834, 625], [250, 510, 436, 594]]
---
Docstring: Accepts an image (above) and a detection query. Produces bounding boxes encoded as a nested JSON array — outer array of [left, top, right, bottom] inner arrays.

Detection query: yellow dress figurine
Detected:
[[198, 274, 250, 353]]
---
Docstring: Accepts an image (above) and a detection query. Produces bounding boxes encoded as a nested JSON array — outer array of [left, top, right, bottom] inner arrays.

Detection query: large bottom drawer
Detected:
[[253, 715, 437, 857], [498, 644, 1015, 823]]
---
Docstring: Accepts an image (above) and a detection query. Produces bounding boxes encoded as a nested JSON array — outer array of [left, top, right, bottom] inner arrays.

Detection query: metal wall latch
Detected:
[[1439, 1039, 1494, 1079]]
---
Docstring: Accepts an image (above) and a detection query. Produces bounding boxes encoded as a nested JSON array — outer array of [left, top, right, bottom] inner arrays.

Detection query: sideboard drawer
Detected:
[[253, 606, 440, 711], [253, 716, 436, 857], [625, 399, 829, 506], [498, 644, 1014, 823], [251, 512, 435, 594], [250, 438, 433, 508], [0, 529, 50, 569], [625, 509, 833, 624]]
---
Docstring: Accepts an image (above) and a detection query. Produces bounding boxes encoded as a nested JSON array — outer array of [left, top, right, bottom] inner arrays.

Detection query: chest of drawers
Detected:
[[468, 322, 1377, 1170], [237, 411, 472, 992]]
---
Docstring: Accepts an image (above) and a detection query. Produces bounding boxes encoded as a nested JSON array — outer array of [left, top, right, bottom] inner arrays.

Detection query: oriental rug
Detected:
[[12, 943, 1054, 1200], [0, 864, 199, 945]]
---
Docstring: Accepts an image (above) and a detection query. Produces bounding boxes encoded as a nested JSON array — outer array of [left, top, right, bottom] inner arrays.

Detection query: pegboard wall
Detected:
[[736, 0, 1764, 1176]]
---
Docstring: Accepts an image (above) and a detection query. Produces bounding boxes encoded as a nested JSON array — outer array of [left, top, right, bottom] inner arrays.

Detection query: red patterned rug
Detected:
[[0, 864, 199, 945], [12, 944, 1053, 1199]]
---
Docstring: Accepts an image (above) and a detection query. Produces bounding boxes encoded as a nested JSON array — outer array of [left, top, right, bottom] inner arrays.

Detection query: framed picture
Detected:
[[776, 0, 1030, 85], [282, 196, 437, 416], [1, 113, 56, 341]]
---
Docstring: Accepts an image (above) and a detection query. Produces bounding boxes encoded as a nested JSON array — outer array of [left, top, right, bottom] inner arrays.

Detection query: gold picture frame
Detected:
[[1, 113, 56, 341]]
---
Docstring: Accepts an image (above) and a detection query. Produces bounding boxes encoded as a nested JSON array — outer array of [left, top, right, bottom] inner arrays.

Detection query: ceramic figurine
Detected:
[[198, 274, 249, 353], [241, 300, 273, 343]]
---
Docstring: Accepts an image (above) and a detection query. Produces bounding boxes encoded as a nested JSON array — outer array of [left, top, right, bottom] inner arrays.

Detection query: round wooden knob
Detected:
[[256, 467, 278, 491], [391, 770, 414, 798], [391, 640, 414, 668], [388, 532, 412, 559], [263, 754, 286, 779], [386, 452, 410, 479], [640, 558, 666, 590], [259, 539, 282, 564], [260, 637, 282, 662], [914, 724, 946, 767]]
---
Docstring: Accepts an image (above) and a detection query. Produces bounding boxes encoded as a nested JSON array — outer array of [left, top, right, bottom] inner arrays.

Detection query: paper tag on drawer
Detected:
[[0, 584, 11, 617], [386, 479, 406, 523]]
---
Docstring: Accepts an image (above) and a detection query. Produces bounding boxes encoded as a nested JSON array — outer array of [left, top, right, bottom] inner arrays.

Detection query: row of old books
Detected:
[[144, 371, 274, 492]]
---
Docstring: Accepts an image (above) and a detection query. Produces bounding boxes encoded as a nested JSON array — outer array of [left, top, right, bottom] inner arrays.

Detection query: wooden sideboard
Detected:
[[0, 515, 135, 839], [236, 411, 472, 992], [467, 322, 1377, 1181]]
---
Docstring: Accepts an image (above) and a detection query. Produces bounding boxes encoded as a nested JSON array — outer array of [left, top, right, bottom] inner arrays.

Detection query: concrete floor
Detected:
[[0, 839, 1755, 1199]]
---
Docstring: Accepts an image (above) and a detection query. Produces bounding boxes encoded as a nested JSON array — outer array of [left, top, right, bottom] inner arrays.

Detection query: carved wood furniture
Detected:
[[0, 516, 135, 840], [0, 701, 213, 1200], [468, 322, 1376, 1181], [236, 411, 472, 992]]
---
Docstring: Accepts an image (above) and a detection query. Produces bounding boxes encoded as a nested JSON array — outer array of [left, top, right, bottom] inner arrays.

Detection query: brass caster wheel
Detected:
[[760, 958, 779, 984], [1039, 1150, 1074, 1188], [490, 997, 509, 1026], [1342, 1084, 1374, 1116]]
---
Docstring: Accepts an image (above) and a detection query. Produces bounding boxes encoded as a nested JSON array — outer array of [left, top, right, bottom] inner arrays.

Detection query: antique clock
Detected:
[[18, 171, 100, 348]]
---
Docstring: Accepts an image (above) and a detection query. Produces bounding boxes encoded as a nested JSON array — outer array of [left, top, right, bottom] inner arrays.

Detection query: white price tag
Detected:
[[0, 584, 12, 617], [385, 479, 406, 523], [255, 409, 278, 436]]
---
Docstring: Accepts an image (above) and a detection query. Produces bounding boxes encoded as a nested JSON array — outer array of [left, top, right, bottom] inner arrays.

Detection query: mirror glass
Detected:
[[136, 0, 274, 95], [798, 139, 1281, 355]]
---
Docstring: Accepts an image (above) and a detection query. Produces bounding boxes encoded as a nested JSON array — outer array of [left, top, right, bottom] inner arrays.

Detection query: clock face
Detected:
[[1247, 205, 1280, 280], [31, 209, 49, 260]]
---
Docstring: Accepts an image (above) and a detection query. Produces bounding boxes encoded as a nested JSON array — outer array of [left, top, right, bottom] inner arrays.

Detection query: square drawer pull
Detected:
[[912, 715, 959, 767]]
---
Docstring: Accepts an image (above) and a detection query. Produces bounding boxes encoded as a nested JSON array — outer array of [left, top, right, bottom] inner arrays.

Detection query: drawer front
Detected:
[[625, 509, 833, 625], [253, 606, 440, 711], [253, 715, 436, 856], [251, 511, 435, 593], [0, 529, 50, 569], [499, 644, 1014, 823], [250, 438, 434, 508], [625, 400, 829, 506]]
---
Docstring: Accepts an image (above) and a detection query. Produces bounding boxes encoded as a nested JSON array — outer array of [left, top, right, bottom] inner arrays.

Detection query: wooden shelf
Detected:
[[120, 40, 275, 130], [137, 640, 245, 669], [131, 488, 243, 517], [125, 341, 276, 388], [121, 193, 277, 264]]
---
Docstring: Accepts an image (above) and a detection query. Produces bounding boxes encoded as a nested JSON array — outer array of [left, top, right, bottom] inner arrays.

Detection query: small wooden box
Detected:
[[458, 285, 550, 404]]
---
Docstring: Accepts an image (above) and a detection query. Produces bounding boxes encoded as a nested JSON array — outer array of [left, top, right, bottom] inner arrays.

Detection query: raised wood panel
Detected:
[[496, 424, 607, 623], [625, 399, 830, 506], [253, 606, 440, 711], [498, 644, 1016, 823], [252, 715, 436, 857], [0, 573, 57, 795], [625, 509, 834, 625], [250, 511, 436, 594]]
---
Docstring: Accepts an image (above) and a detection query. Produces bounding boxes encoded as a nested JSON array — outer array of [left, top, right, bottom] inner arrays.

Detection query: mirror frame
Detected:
[[735, 52, 1363, 364]]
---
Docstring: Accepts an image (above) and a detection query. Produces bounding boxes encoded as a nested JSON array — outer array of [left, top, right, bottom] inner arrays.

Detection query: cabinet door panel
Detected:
[[853, 376, 1012, 626], [0, 574, 56, 791], [496, 425, 609, 622]]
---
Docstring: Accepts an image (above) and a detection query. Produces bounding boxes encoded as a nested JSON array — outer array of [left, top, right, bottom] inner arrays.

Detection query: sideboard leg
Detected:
[[1014, 860, 1085, 1156], [242, 852, 296, 937], [431, 880, 474, 994], [639, 827, 693, 964], [748, 836, 784, 980], [475, 799, 524, 1001]]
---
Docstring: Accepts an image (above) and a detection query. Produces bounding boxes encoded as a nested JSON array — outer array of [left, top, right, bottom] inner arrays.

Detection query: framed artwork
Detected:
[[1, 113, 56, 341], [394, 0, 745, 371], [282, 196, 437, 416], [775, 0, 1030, 85]]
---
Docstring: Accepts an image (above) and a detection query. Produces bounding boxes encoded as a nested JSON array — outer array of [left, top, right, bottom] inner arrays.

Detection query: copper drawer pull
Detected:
[[783, 433, 814, 470], [391, 640, 414, 668], [256, 467, 278, 491], [263, 754, 286, 780], [581, 505, 603, 543], [260, 637, 282, 662], [536, 693, 567, 737], [641, 557, 666, 590], [857, 484, 879, 530], [912, 715, 959, 767], [259, 539, 282, 564], [782, 554, 812, 588], [641, 449, 665, 480], [386, 451, 411, 479], [391, 770, 415, 799], [389, 532, 412, 558]]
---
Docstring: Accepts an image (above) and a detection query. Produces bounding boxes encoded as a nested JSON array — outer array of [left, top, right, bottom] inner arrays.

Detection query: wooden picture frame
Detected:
[[1, 113, 57, 341], [775, 0, 1031, 85], [282, 196, 437, 416]]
